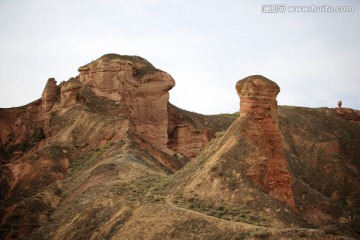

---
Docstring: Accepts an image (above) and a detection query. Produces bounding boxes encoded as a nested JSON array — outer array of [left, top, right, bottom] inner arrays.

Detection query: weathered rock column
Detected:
[[41, 78, 58, 112], [236, 75, 295, 209]]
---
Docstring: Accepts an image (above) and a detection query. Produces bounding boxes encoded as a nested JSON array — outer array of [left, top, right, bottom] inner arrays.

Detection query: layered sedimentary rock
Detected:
[[77, 55, 150, 102], [334, 107, 360, 121], [168, 124, 212, 158], [167, 105, 215, 158], [38, 54, 211, 154], [41, 78, 58, 112], [5, 54, 213, 162], [236, 75, 295, 208], [41, 77, 82, 111], [78, 54, 175, 150], [60, 78, 82, 108]]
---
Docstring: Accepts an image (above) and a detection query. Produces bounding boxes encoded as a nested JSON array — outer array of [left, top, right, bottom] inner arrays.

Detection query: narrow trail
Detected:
[[164, 195, 319, 233]]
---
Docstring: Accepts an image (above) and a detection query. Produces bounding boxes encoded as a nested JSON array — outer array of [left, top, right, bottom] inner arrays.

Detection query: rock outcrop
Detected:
[[60, 78, 82, 108], [39, 54, 214, 154], [167, 104, 215, 158], [236, 75, 295, 208], [41, 78, 58, 112], [41, 77, 82, 111], [2, 55, 360, 239], [334, 107, 360, 121], [78, 54, 175, 151], [168, 124, 212, 158]]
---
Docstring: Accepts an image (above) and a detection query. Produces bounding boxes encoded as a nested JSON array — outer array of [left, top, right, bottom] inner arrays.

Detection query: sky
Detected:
[[0, 0, 359, 114]]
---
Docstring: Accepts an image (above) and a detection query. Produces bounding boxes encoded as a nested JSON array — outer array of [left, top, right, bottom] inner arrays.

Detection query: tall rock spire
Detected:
[[41, 78, 58, 112], [236, 75, 295, 208]]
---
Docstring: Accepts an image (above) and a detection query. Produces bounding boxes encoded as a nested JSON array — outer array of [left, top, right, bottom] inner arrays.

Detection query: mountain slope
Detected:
[[0, 55, 359, 239]]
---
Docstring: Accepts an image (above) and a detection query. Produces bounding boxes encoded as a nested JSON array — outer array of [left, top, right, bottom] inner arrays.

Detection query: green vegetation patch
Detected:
[[109, 176, 167, 204], [173, 196, 269, 226]]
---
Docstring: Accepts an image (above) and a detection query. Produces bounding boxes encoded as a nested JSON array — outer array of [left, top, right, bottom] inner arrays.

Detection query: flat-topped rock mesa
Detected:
[[236, 75, 295, 208]]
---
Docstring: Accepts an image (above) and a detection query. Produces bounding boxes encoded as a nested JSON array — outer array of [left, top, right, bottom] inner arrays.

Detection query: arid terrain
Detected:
[[0, 54, 359, 239]]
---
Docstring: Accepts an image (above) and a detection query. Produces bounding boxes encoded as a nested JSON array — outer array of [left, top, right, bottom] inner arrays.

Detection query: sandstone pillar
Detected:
[[236, 75, 295, 208], [41, 78, 58, 112]]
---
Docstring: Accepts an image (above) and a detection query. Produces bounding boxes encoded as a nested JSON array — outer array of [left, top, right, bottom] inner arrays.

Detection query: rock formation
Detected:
[[334, 107, 360, 121], [60, 78, 82, 108], [168, 124, 212, 158], [1, 55, 360, 239], [41, 78, 58, 112], [21, 54, 214, 156], [39, 54, 214, 154], [236, 75, 295, 208], [337, 100, 342, 109], [78, 54, 175, 151], [167, 104, 215, 158]]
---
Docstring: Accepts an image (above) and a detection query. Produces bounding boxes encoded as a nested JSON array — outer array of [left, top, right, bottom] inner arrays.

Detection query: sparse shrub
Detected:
[[51, 163, 65, 173], [249, 228, 270, 239], [55, 188, 63, 196], [233, 231, 247, 240], [104, 140, 114, 149], [322, 224, 341, 235], [172, 196, 268, 226], [6, 140, 33, 155], [31, 128, 45, 142], [217, 205, 226, 211], [225, 176, 237, 190]]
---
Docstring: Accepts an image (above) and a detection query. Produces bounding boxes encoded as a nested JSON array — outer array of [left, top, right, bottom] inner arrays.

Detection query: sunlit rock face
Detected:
[[236, 75, 295, 208]]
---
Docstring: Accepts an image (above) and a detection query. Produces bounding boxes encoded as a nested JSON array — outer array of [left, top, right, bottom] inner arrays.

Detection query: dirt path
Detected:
[[164, 195, 319, 233]]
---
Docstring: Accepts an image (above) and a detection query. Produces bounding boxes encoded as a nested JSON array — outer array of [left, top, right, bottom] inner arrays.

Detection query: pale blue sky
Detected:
[[0, 0, 359, 114]]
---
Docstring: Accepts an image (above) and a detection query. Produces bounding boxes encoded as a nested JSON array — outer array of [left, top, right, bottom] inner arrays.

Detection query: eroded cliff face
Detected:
[[40, 54, 176, 151], [59, 78, 82, 109], [1, 54, 214, 172], [167, 104, 215, 158], [0, 102, 45, 164], [235, 75, 295, 208], [0, 54, 186, 239], [168, 75, 297, 225]]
